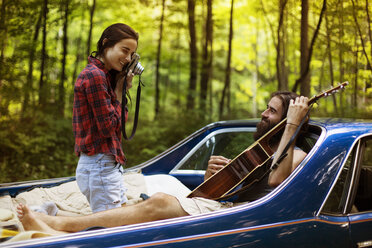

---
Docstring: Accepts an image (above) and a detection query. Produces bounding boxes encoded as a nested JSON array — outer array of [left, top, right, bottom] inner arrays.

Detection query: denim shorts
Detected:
[[76, 153, 128, 213]]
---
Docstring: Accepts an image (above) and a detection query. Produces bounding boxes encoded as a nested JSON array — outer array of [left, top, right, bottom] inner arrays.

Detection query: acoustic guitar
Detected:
[[187, 82, 349, 200]]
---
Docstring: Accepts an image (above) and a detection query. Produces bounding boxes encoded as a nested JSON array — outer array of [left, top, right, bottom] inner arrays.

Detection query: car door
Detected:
[[347, 136, 372, 248], [320, 135, 372, 248]]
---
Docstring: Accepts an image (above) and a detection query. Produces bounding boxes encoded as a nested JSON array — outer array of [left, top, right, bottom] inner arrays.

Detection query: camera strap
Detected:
[[121, 75, 144, 140]]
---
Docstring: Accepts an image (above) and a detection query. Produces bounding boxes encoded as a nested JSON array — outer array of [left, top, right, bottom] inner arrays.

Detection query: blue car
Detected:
[[1, 119, 372, 247]]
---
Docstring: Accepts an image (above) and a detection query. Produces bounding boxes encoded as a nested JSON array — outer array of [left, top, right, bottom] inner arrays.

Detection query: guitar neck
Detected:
[[309, 81, 349, 105]]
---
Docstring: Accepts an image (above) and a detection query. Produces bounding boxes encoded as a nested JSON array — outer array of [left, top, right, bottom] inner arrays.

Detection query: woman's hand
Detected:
[[124, 69, 134, 90], [204, 155, 231, 181], [115, 69, 134, 103]]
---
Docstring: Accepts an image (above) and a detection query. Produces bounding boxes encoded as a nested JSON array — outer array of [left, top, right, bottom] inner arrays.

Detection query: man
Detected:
[[17, 91, 309, 235]]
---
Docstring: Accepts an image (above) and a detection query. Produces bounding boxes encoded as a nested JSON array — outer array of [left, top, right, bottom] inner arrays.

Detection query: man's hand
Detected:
[[286, 96, 309, 126], [204, 156, 231, 181]]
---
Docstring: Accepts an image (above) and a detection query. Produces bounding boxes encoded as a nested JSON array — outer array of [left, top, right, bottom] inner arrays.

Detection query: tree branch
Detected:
[[351, 0, 372, 70], [366, 0, 372, 62]]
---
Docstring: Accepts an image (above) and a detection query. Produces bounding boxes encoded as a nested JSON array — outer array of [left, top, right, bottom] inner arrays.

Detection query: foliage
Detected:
[[0, 111, 76, 183], [123, 110, 210, 167], [0, 0, 371, 182]]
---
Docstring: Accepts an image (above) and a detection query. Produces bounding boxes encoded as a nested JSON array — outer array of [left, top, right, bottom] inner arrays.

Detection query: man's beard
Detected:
[[254, 118, 273, 141], [253, 118, 282, 144]]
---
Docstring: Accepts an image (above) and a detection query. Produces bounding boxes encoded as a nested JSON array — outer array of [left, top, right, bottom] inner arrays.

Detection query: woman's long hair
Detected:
[[96, 23, 138, 57]]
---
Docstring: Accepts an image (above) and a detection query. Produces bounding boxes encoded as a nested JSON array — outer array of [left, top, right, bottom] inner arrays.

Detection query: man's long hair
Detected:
[[271, 91, 299, 119], [257, 91, 309, 146]]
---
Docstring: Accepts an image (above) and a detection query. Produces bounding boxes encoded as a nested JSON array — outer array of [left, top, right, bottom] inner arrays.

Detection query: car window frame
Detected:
[[170, 124, 322, 176], [318, 134, 372, 216], [170, 127, 257, 175], [343, 139, 364, 214], [347, 136, 372, 215]]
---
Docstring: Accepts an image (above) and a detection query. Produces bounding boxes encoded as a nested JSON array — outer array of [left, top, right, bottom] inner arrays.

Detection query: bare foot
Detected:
[[17, 203, 67, 236]]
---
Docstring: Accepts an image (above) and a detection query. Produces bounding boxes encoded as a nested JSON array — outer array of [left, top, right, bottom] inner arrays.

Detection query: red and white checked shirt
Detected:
[[73, 56, 127, 164]]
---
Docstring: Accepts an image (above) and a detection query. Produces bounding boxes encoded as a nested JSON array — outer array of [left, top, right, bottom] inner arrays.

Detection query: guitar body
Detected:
[[187, 145, 273, 199]]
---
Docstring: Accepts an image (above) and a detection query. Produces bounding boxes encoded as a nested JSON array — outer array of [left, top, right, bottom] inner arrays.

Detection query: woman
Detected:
[[73, 23, 139, 213]]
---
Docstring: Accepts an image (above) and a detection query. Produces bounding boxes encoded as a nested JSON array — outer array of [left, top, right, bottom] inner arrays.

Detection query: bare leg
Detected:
[[34, 193, 189, 232], [16, 203, 67, 236]]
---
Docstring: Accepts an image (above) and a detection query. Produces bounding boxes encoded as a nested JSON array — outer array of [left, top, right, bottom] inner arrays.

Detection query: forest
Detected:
[[0, 0, 371, 183]]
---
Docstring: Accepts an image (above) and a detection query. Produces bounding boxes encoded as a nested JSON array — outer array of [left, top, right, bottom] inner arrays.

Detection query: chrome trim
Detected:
[[1, 215, 350, 248], [343, 140, 361, 214], [0, 176, 74, 189], [171, 169, 205, 175], [358, 241, 372, 248], [170, 127, 256, 173]]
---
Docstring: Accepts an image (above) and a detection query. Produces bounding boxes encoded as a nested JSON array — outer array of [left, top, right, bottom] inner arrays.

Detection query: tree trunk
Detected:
[[338, 0, 345, 114], [351, 0, 372, 70], [59, 0, 69, 117], [366, 0, 372, 93], [0, 0, 8, 115], [39, 0, 48, 106], [0, 0, 7, 74], [260, 0, 275, 82], [186, 0, 197, 111], [71, 5, 86, 89], [87, 0, 95, 58], [71, 17, 85, 110], [367, 0, 372, 62], [154, 0, 165, 119], [199, 0, 213, 115], [318, 46, 327, 93], [219, 0, 234, 119], [299, 0, 310, 96], [353, 35, 359, 111], [208, 31, 214, 121], [22, 12, 42, 117], [276, 0, 288, 91], [176, 30, 181, 113], [325, 11, 338, 114], [254, 22, 261, 118], [292, 0, 326, 94]]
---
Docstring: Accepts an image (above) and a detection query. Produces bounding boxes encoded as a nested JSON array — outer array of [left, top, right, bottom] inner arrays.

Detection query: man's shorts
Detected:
[[76, 153, 128, 213], [175, 196, 236, 215]]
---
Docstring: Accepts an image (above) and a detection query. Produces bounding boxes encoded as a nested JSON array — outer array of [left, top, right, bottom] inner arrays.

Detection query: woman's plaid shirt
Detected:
[[73, 56, 126, 164]]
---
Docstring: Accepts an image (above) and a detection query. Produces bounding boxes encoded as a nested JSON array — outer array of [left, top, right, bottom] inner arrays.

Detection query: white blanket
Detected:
[[0, 172, 191, 233]]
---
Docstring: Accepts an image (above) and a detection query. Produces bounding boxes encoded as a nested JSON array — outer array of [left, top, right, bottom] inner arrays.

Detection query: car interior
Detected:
[[353, 137, 372, 212]]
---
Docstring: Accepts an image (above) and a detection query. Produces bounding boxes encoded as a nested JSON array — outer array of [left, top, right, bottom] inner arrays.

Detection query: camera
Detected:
[[125, 53, 144, 75]]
